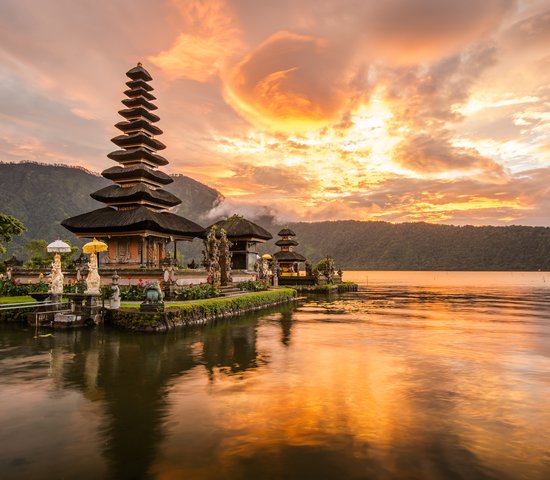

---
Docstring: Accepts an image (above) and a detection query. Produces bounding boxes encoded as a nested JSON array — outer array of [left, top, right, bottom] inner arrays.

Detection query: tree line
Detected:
[[283, 221, 550, 271]]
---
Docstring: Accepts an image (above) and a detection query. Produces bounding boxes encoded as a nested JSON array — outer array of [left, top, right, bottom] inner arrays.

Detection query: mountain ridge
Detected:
[[1, 162, 550, 271]]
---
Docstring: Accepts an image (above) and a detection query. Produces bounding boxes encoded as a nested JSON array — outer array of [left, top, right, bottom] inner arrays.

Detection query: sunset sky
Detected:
[[0, 0, 549, 225]]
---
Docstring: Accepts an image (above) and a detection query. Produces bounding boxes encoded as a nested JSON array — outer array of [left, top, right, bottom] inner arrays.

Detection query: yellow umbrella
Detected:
[[261, 253, 273, 260], [83, 238, 108, 254]]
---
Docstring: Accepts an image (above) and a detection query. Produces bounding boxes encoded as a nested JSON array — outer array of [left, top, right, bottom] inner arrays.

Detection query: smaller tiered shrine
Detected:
[[206, 215, 273, 271], [273, 227, 306, 275]]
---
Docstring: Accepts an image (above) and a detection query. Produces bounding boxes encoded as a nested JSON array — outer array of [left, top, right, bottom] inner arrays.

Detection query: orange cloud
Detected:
[[392, 133, 504, 175], [149, 0, 244, 81], [2, 0, 550, 227], [225, 31, 356, 132]]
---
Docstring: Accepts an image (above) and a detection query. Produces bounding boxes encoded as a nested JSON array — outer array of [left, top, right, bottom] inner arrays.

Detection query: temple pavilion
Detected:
[[62, 63, 204, 268], [273, 227, 306, 275], [206, 215, 272, 271]]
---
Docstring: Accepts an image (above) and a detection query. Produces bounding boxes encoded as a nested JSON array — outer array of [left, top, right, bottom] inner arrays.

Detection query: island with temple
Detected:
[[0, 63, 354, 331]]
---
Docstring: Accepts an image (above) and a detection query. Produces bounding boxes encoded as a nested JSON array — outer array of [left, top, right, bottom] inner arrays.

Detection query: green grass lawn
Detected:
[[0, 296, 70, 305], [0, 296, 37, 304], [119, 288, 295, 310]]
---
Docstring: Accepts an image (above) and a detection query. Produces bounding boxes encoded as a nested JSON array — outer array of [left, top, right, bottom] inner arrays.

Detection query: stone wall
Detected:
[[107, 288, 297, 332]]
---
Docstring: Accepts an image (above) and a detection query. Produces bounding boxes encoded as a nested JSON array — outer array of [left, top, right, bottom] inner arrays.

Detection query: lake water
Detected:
[[1, 271, 549, 479]]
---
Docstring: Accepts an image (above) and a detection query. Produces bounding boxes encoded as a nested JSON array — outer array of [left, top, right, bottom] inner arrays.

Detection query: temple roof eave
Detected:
[[121, 97, 158, 111], [277, 228, 296, 237], [125, 79, 153, 91], [107, 148, 169, 166], [115, 119, 163, 136], [101, 165, 173, 185], [90, 184, 181, 208], [126, 64, 153, 81], [275, 239, 299, 247], [273, 251, 307, 262], [118, 107, 160, 123], [111, 133, 167, 151], [123, 88, 156, 101], [205, 216, 273, 240], [62, 206, 204, 238]]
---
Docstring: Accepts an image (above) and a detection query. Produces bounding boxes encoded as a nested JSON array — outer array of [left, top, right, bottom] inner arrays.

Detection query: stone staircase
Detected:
[[219, 284, 242, 297]]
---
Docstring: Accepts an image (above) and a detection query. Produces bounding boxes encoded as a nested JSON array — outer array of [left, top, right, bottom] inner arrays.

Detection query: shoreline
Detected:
[[106, 288, 298, 332]]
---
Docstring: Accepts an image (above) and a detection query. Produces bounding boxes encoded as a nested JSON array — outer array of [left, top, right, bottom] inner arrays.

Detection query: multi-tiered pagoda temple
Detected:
[[273, 227, 306, 274], [63, 63, 204, 269]]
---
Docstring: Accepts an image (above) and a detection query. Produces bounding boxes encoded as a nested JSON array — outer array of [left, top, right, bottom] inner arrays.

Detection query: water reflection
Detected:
[[0, 273, 549, 479], [0, 308, 271, 480]]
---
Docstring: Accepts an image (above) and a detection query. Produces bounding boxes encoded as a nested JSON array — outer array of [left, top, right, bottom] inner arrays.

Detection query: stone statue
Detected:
[[261, 258, 269, 280], [140, 281, 165, 312], [110, 271, 121, 309], [219, 228, 233, 285], [143, 281, 164, 303], [323, 256, 335, 283], [50, 253, 64, 295], [272, 257, 279, 276], [272, 257, 279, 287], [161, 257, 177, 300], [85, 254, 101, 295], [162, 257, 176, 282], [203, 227, 220, 286]]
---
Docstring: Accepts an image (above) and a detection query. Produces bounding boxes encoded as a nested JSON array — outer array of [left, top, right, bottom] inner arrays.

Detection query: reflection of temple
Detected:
[[201, 318, 260, 375], [207, 215, 273, 271], [62, 64, 204, 268], [17, 314, 263, 479], [279, 306, 295, 346], [273, 227, 307, 275]]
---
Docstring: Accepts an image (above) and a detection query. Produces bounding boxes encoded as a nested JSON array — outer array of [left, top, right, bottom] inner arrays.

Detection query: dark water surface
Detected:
[[1, 272, 549, 479]]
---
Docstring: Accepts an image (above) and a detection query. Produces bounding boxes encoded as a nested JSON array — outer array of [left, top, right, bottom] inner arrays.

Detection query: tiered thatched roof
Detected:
[[63, 63, 203, 239]]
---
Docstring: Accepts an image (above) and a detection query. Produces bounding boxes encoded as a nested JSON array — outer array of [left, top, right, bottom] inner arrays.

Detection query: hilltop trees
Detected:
[[0, 213, 25, 255]]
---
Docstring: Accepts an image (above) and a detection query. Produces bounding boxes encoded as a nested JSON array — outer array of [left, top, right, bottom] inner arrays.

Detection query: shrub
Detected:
[[238, 280, 269, 291], [63, 282, 82, 294], [174, 283, 219, 301], [0, 279, 48, 296], [120, 284, 145, 301]]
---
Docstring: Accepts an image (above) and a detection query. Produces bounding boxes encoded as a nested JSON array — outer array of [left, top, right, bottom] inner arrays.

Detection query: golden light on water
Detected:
[[2, 273, 550, 478], [147, 273, 550, 478]]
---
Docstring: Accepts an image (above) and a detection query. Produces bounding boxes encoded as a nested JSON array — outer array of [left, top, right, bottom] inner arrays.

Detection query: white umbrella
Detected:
[[47, 240, 72, 253]]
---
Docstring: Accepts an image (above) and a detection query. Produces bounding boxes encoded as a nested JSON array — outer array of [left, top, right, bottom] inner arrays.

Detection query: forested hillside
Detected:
[[2, 163, 549, 270], [0, 162, 222, 256], [281, 221, 550, 271]]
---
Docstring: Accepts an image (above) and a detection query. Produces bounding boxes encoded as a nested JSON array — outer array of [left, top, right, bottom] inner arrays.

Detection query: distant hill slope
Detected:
[[0, 161, 223, 257], [278, 220, 550, 271], [2, 162, 550, 270]]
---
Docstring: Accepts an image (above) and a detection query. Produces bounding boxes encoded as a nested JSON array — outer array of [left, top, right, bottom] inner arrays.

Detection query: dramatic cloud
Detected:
[[392, 133, 504, 175], [0, 0, 549, 226], [149, 0, 244, 81], [225, 31, 358, 131]]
